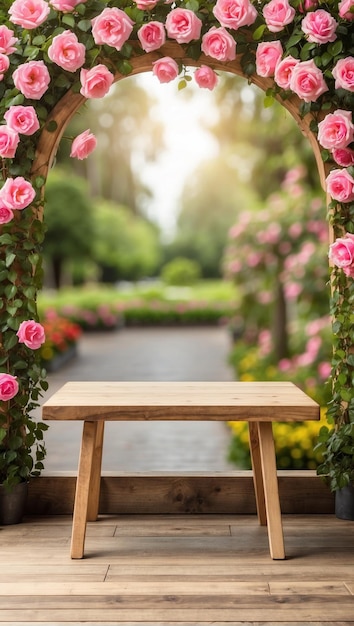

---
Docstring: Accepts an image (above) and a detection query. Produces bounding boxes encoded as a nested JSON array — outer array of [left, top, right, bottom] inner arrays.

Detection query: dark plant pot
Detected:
[[0, 481, 28, 525], [335, 484, 354, 521]]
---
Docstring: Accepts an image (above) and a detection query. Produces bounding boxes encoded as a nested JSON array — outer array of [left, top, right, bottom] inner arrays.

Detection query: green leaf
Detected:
[[0, 233, 13, 245], [286, 32, 303, 48], [186, 0, 199, 11], [3, 333, 18, 350], [252, 24, 266, 41], [77, 19, 92, 32], [34, 176, 46, 189], [328, 40, 343, 57], [4, 284, 17, 299], [62, 14, 75, 27], [46, 120, 58, 133], [32, 35, 46, 46], [5, 252, 16, 268], [23, 45, 40, 60], [178, 79, 187, 91], [0, 427, 6, 443]]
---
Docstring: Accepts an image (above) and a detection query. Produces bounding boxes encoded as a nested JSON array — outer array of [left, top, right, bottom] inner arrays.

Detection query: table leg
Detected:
[[87, 421, 105, 522], [248, 422, 267, 526], [71, 421, 97, 559], [256, 421, 285, 560]]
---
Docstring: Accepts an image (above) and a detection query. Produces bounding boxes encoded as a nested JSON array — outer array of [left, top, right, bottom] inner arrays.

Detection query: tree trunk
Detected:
[[273, 280, 288, 361]]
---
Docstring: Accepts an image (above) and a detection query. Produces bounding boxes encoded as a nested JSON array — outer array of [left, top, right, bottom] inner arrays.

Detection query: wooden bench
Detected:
[[42, 381, 320, 560]]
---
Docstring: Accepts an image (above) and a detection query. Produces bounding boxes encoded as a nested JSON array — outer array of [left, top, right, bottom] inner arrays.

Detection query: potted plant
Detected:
[[0, 317, 48, 524]]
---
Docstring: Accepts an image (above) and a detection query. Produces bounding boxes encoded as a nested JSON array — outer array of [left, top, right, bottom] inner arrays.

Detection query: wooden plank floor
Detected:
[[0, 514, 353, 625]]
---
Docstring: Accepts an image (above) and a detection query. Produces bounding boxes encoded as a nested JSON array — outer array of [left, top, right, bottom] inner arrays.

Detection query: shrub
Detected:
[[161, 258, 201, 286]]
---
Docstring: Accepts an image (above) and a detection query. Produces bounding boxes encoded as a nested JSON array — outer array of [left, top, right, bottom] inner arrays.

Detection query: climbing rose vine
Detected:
[[0, 0, 353, 489]]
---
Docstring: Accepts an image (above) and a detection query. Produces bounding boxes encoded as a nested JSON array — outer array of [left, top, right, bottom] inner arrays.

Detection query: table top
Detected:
[[42, 381, 320, 422]]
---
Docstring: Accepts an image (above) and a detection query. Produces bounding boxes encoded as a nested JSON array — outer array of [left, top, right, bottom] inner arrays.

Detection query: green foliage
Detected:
[[92, 200, 162, 282], [161, 257, 201, 286], [43, 170, 94, 288]]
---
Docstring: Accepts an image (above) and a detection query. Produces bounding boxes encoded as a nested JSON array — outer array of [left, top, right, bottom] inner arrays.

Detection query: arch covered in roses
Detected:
[[0, 0, 353, 460]]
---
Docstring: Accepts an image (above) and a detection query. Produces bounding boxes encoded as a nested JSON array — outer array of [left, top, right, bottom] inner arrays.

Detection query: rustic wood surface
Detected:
[[42, 381, 320, 422], [0, 514, 353, 624], [26, 471, 335, 516]]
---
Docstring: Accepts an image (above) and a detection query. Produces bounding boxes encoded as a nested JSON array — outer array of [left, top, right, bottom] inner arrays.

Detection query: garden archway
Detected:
[[0, 1, 353, 493]]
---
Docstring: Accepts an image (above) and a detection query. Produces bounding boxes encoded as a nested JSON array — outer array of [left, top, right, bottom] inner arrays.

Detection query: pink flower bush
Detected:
[[91, 7, 134, 51], [274, 56, 299, 90], [326, 168, 354, 203], [0, 205, 14, 225], [213, 0, 257, 30], [13, 60, 50, 100], [0, 177, 36, 210], [317, 110, 354, 150], [4, 105, 40, 136], [301, 9, 338, 44], [263, 0, 296, 33], [289, 60, 328, 102], [0, 25, 18, 55], [70, 129, 97, 160], [0, 53, 10, 81], [332, 147, 354, 167], [0, 374, 19, 401], [201, 27, 236, 61], [194, 65, 218, 90], [152, 57, 179, 83], [256, 41, 283, 78], [329, 232, 354, 277], [17, 320, 46, 350], [332, 57, 354, 91], [338, 0, 354, 20], [80, 65, 114, 99], [138, 21, 165, 52], [165, 8, 202, 44], [0, 126, 19, 159], [50, 0, 87, 11], [9, 0, 50, 29], [48, 30, 86, 73]]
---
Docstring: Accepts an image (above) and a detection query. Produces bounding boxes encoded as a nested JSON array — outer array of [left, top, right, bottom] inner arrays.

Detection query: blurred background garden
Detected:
[[38, 71, 332, 473]]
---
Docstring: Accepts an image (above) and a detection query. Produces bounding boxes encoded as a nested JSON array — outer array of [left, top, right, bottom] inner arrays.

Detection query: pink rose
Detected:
[[135, 0, 159, 8], [301, 9, 338, 44], [0, 374, 19, 401], [0, 204, 14, 224], [4, 105, 40, 135], [194, 65, 218, 90], [289, 59, 328, 102], [299, 0, 319, 12], [263, 0, 296, 32], [213, 0, 257, 30], [0, 177, 36, 210], [0, 126, 19, 159], [138, 22, 166, 53], [9, 0, 50, 29], [0, 53, 10, 81], [152, 57, 179, 83], [318, 110, 354, 150], [274, 55, 299, 89], [50, 0, 87, 11], [332, 147, 354, 167], [326, 168, 354, 203], [338, 0, 354, 20], [201, 26, 236, 61], [165, 8, 202, 44], [91, 7, 134, 51], [48, 30, 86, 72], [329, 233, 354, 276], [255, 41, 283, 78], [332, 57, 354, 92], [70, 129, 97, 160], [80, 64, 114, 99], [13, 60, 50, 100], [17, 320, 46, 350], [0, 25, 18, 55]]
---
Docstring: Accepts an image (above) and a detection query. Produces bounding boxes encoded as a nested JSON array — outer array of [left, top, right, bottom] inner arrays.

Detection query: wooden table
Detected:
[[42, 381, 320, 560]]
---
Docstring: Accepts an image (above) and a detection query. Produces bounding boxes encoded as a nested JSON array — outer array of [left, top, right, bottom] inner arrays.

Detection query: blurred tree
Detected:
[[223, 167, 329, 360], [43, 170, 94, 289], [92, 200, 162, 282], [164, 156, 261, 278], [57, 76, 164, 215]]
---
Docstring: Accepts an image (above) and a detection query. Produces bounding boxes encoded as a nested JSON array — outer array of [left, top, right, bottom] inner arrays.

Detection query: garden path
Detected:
[[39, 327, 236, 472]]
